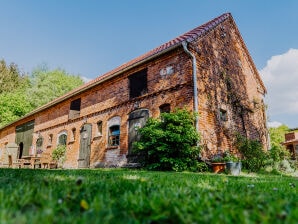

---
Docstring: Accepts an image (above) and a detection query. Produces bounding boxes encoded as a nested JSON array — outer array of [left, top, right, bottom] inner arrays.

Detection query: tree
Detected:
[[133, 109, 201, 171], [269, 125, 289, 147], [0, 60, 28, 94], [0, 88, 32, 127], [0, 62, 84, 128], [27, 66, 84, 108], [269, 125, 290, 161], [0, 60, 31, 127]]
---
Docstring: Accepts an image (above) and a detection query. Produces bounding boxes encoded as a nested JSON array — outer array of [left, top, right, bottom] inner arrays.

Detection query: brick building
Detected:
[[0, 13, 268, 168], [282, 130, 298, 159]]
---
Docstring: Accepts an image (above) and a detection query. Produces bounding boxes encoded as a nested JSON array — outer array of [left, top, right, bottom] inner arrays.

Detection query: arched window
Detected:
[[108, 125, 120, 146], [36, 137, 43, 148], [36, 136, 43, 154], [107, 116, 121, 146], [58, 131, 67, 146]]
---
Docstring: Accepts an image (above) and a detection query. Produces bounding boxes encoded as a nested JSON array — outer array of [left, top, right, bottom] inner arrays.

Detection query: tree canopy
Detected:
[[269, 124, 289, 147], [268, 124, 290, 161], [0, 60, 84, 128], [27, 66, 83, 109], [0, 60, 28, 94]]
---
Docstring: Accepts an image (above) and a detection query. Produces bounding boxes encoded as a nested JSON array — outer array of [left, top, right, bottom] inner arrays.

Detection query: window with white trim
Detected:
[[58, 131, 67, 146], [108, 125, 120, 146], [107, 116, 121, 147]]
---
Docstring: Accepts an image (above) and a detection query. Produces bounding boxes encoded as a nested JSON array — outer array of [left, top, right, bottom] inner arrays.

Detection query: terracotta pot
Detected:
[[211, 162, 226, 173]]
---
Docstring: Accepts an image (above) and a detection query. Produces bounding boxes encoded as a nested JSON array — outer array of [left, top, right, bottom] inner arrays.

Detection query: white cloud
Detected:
[[259, 49, 298, 121], [267, 121, 283, 128], [80, 76, 92, 83]]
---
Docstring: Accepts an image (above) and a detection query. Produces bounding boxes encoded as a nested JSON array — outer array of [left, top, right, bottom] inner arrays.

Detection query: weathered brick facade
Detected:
[[0, 13, 268, 168]]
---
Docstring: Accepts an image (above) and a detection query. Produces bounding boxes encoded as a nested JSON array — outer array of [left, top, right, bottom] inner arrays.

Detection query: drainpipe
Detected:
[[182, 41, 199, 132]]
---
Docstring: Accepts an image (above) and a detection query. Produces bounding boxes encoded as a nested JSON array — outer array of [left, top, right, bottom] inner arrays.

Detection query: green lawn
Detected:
[[0, 169, 297, 224]]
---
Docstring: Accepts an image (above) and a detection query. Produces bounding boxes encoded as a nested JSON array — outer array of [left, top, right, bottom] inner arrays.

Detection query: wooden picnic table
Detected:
[[21, 156, 41, 168]]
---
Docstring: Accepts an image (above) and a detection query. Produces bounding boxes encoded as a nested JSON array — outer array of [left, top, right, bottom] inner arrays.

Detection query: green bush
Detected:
[[269, 144, 290, 162], [133, 109, 201, 171], [236, 135, 268, 172], [265, 138, 293, 174], [52, 145, 67, 165]]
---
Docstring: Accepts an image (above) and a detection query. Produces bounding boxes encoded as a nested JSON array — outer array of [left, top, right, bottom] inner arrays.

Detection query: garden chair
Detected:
[[33, 158, 41, 169], [22, 158, 32, 168], [49, 160, 58, 169], [40, 152, 57, 169], [40, 152, 50, 168], [13, 159, 24, 168]]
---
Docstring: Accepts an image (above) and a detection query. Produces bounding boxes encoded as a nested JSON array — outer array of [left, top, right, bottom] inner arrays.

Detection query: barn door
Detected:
[[15, 120, 34, 156], [128, 109, 149, 162], [78, 123, 92, 168]]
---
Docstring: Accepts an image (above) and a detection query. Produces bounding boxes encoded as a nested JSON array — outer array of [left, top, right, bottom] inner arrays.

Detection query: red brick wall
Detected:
[[192, 18, 268, 158]]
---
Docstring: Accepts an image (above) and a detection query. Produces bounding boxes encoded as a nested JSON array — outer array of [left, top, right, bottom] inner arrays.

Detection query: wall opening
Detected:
[[159, 103, 171, 114], [69, 98, 81, 120], [129, 69, 147, 99]]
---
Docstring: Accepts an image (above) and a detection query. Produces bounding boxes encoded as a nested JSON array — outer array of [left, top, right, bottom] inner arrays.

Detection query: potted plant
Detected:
[[36, 148, 43, 157], [51, 145, 66, 168], [224, 151, 241, 175], [210, 154, 226, 173]]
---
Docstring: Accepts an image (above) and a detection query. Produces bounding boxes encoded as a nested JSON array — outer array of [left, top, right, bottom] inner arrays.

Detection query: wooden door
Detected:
[[128, 109, 149, 162], [15, 120, 34, 156], [78, 124, 92, 168]]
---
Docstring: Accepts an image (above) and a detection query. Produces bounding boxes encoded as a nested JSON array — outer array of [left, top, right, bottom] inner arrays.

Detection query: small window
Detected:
[[159, 103, 171, 114], [129, 69, 147, 99], [70, 128, 76, 142], [108, 125, 120, 146], [58, 133, 67, 146], [219, 109, 228, 122], [96, 121, 103, 136], [48, 134, 53, 145], [36, 137, 43, 150], [69, 98, 81, 119]]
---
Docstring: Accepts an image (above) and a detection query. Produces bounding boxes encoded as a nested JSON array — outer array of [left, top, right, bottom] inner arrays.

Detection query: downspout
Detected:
[[182, 41, 199, 132]]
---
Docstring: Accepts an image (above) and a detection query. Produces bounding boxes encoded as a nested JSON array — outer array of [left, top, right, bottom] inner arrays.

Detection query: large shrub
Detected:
[[133, 109, 201, 171], [52, 145, 67, 168], [236, 135, 268, 172]]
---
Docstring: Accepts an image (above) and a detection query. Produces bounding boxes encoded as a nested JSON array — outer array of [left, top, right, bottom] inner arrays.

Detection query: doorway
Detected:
[[78, 123, 92, 168], [127, 109, 149, 162], [18, 142, 24, 159]]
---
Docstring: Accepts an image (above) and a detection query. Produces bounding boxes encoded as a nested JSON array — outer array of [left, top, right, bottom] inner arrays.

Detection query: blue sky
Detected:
[[1, 0, 298, 128]]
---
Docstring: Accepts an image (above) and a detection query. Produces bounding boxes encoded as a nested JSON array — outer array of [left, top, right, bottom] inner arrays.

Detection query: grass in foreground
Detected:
[[0, 168, 297, 223]]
